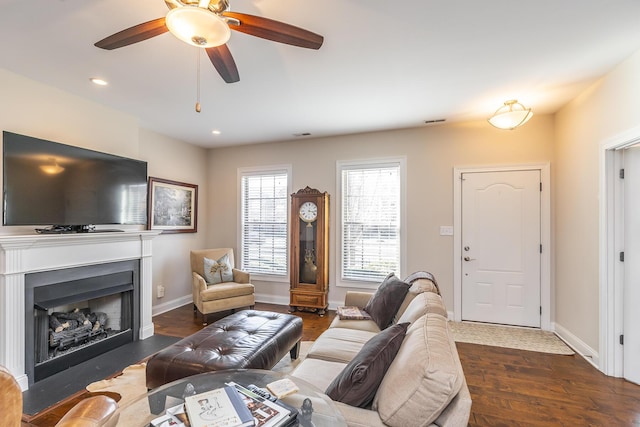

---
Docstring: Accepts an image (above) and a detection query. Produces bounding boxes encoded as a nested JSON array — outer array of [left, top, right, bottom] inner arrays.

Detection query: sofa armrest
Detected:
[[344, 291, 374, 308], [55, 395, 119, 427], [232, 268, 250, 284]]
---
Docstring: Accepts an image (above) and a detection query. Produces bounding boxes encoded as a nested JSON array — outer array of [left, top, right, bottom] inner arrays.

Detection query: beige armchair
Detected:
[[1, 364, 118, 426], [190, 248, 255, 324]]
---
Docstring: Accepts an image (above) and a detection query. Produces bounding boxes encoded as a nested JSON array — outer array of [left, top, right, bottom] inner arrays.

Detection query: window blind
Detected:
[[341, 163, 401, 282], [240, 171, 288, 276]]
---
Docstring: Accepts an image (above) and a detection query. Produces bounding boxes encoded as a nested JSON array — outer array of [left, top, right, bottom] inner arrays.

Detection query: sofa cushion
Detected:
[[204, 254, 234, 284], [291, 358, 348, 392], [364, 273, 410, 330], [396, 292, 448, 325], [329, 316, 381, 333], [394, 277, 440, 323], [373, 314, 464, 427], [201, 282, 254, 301], [325, 322, 409, 408], [307, 328, 378, 363]]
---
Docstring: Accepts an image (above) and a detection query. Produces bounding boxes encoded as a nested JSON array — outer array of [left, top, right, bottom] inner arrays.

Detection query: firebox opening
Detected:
[[25, 260, 140, 385]]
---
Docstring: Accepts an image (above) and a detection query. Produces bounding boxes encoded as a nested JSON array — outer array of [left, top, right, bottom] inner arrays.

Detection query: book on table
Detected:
[[184, 385, 254, 427], [227, 382, 298, 427]]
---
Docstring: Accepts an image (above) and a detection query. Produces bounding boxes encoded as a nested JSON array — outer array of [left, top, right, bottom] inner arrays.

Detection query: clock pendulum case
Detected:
[[289, 186, 329, 315]]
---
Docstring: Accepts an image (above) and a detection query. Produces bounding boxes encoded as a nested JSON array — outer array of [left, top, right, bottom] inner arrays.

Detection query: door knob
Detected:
[[464, 256, 476, 261]]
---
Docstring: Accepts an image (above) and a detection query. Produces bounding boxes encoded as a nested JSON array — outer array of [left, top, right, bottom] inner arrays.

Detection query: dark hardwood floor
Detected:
[[24, 303, 640, 426]]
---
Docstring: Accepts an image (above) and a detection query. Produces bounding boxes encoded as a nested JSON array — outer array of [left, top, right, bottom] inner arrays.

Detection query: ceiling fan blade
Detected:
[[206, 44, 240, 83], [95, 18, 168, 50], [222, 12, 323, 50]]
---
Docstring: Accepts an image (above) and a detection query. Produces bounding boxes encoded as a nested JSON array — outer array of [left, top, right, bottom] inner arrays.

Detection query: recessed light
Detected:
[[90, 78, 108, 86], [293, 132, 312, 137], [212, 130, 221, 135]]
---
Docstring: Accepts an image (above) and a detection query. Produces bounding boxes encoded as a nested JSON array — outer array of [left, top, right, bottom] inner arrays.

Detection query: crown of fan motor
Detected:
[[165, 0, 230, 14]]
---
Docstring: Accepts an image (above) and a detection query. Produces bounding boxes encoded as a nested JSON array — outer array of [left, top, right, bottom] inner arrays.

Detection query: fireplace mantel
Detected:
[[0, 230, 161, 390]]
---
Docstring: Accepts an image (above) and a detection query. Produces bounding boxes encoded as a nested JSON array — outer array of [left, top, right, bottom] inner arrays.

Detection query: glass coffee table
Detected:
[[114, 369, 346, 426]]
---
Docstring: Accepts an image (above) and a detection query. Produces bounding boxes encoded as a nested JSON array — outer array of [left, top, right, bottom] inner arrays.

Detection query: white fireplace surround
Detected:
[[0, 230, 160, 390]]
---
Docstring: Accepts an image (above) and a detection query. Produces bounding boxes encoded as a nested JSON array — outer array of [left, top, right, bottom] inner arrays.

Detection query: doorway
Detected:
[[453, 164, 551, 330], [600, 128, 640, 382]]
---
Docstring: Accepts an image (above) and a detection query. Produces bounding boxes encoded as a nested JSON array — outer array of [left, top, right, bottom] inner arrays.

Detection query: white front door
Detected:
[[623, 146, 640, 384], [461, 170, 541, 327]]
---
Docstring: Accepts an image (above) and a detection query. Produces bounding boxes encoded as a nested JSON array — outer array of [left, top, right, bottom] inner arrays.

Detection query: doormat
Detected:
[[449, 321, 575, 355]]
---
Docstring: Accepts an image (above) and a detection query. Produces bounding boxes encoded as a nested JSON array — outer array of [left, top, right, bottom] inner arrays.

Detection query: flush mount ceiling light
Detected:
[[488, 100, 533, 130], [165, 5, 231, 48], [40, 158, 65, 175]]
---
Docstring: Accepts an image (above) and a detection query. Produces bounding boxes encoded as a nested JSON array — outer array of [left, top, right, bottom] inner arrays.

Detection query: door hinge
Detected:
[[620, 168, 625, 179], [540, 306, 542, 315], [620, 251, 625, 262], [620, 334, 624, 345], [540, 244, 543, 253], [540, 182, 542, 191]]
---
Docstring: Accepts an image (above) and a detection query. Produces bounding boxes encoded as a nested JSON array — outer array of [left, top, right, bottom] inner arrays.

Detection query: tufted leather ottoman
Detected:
[[145, 310, 303, 389]]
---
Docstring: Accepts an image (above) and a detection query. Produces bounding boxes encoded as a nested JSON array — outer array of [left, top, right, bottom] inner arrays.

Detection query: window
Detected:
[[338, 158, 405, 285], [239, 166, 291, 278]]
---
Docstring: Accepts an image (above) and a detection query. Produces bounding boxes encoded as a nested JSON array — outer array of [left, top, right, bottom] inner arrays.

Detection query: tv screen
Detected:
[[3, 131, 148, 228]]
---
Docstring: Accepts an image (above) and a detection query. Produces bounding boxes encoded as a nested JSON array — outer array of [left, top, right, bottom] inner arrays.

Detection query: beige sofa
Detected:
[[291, 274, 472, 427]]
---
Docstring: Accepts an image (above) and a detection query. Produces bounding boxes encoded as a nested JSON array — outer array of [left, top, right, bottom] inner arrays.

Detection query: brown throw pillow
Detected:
[[364, 273, 410, 329], [325, 322, 409, 408]]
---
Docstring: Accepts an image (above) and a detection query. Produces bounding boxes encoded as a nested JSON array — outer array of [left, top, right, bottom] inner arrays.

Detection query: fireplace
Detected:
[[0, 230, 159, 391], [25, 260, 140, 383]]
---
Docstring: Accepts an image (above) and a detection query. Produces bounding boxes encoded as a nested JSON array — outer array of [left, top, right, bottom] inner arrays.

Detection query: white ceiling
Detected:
[[2, 0, 640, 148]]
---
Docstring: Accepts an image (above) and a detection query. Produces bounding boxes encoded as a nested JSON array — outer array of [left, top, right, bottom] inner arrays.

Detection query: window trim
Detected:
[[237, 164, 292, 282], [335, 157, 407, 289]]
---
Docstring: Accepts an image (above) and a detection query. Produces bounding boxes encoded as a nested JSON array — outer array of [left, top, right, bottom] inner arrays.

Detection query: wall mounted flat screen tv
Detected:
[[3, 131, 148, 229]]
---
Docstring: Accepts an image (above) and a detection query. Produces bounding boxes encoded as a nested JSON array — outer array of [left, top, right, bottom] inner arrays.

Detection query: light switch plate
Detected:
[[440, 226, 454, 236]]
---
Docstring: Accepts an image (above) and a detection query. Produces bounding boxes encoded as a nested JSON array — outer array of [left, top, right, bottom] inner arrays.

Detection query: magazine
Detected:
[[184, 386, 254, 427], [336, 306, 371, 320], [227, 382, 297, 427]]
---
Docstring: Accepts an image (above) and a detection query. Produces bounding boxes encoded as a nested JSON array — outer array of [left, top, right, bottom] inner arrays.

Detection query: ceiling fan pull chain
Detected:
[[195, 48, 202, 113]]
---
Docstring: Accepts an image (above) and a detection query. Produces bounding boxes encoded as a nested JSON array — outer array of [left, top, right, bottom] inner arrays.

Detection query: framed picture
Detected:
[[148, 177, 198, 233]]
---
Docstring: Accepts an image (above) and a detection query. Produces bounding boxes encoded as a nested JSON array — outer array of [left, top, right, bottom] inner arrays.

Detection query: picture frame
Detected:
[[148, 177, 198, 233]]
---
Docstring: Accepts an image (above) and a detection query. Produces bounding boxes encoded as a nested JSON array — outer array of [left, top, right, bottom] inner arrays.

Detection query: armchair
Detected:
[[0, 365, 118, 426], [190, 248, 255, 324]]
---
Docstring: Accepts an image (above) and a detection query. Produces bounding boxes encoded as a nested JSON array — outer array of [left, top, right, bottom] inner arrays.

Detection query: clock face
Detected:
[[299, 201, 318, 222]]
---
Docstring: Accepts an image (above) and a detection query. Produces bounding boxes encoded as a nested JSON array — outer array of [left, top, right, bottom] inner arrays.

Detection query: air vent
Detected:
[[293, 132, 312, 137], [424, 119, 446, 124]]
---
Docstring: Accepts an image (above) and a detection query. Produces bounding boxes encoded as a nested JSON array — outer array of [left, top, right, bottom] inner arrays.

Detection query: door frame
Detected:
[[599, 125, 640, 377], [453, 163, 551, 330]]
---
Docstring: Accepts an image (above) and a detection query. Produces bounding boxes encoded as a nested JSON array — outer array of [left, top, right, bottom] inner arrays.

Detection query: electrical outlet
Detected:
[[157, 284, 165, 298]]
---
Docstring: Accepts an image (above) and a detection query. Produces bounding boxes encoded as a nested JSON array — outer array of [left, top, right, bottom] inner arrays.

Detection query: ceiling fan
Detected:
[[94, 0, 324, 84]]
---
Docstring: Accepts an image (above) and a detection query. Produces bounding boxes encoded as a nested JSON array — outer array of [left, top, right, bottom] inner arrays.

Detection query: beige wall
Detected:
[[555, 49, 640, 353], [207, 116, 554, 309], [0, 69, 208, 314], [139, 128, 208, 311]]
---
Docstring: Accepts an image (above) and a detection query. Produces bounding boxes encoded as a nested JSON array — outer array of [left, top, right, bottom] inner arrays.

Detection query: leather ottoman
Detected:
[[146, 310, 303, 389]]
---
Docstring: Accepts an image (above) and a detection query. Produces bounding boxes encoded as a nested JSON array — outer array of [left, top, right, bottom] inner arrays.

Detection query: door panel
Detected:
[[461, 170, 541, 327], [623, 146, 640, 384]]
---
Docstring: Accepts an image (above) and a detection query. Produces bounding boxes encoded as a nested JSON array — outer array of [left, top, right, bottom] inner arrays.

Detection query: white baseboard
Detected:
[[554, 322, 600, 369], [152, 294, 193, 317]]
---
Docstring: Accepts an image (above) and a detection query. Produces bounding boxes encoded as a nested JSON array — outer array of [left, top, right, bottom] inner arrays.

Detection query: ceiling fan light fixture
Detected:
[[165, 6, 230, 48], [488, 100, 533, 130], [40, 158, 65, 175]]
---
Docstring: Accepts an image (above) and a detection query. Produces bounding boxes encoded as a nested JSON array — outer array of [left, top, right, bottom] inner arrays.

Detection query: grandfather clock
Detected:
[[290, 187, 329, 315]]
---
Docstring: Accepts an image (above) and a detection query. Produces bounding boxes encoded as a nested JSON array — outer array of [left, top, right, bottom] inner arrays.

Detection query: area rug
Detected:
[[449, 321, 575, 355]]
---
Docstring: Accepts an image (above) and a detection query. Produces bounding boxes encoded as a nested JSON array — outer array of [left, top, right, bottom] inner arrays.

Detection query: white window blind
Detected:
[[240, 170, 289, 276], [341, 162, 401, 282]]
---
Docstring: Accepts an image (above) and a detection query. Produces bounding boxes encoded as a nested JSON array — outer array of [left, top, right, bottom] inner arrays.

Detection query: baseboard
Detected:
[[255, 293, 342, 311], [152, 294, 193, 316], [554, 322, 600, 369]]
